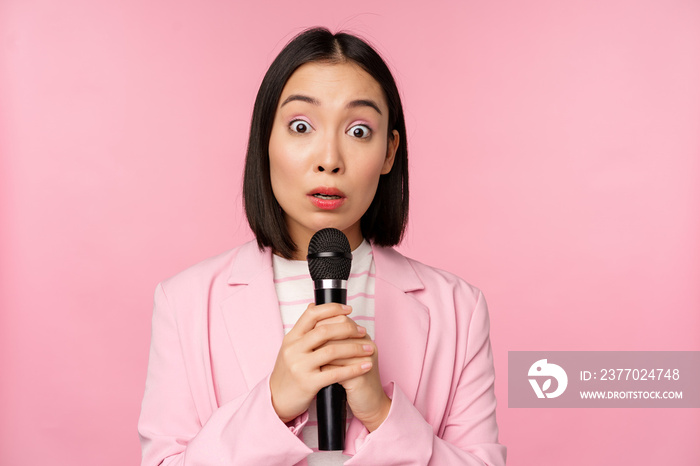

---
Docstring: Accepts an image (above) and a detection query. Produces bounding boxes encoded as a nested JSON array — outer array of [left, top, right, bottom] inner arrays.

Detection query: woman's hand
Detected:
[[315, 318, 392, 432], [269, 303, 373, 423]]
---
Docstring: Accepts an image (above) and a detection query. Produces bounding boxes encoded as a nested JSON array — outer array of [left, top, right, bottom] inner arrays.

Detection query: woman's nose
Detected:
[[315, 134, 344, 174]]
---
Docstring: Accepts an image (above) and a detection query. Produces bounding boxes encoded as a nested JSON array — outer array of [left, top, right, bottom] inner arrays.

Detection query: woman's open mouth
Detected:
[[308, 187, 346, 210], [313, 193, 342, 200]]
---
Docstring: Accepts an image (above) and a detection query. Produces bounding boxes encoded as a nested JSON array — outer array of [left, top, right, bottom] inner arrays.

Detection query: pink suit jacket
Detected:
[[138, 240, 507, 465]]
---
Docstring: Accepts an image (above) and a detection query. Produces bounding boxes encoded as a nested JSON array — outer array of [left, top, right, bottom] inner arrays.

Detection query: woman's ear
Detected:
[[381, 129, 400, 175]]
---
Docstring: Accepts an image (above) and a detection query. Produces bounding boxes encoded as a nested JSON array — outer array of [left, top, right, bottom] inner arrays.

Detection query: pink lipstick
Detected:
[[307, 187, 346, 210]]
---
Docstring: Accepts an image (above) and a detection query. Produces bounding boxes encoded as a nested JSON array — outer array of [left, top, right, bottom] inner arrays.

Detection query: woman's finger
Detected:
[[315, 361, 373, 387], [310, 340, 374, 367], [287, 303, 352, 337], [314, 314, 351, 327], [300, 320, 366, 352]]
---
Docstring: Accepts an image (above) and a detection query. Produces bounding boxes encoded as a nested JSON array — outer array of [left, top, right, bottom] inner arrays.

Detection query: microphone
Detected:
[[307, 228, 353, 451]]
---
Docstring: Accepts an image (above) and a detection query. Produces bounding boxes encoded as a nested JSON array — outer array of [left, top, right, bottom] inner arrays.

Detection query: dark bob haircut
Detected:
[[243, 27, 409, 259]]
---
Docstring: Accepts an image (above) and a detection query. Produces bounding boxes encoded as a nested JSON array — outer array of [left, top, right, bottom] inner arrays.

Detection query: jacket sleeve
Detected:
[[138, 283, 313, 465], [345, 290, 507, 466]]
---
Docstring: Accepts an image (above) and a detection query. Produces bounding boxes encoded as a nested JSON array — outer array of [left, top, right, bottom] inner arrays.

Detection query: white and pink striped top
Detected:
[[272, 239, 375, 465]]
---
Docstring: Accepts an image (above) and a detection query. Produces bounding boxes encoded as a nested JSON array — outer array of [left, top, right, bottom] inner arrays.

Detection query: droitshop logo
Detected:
[[528, 359, 568, 398]]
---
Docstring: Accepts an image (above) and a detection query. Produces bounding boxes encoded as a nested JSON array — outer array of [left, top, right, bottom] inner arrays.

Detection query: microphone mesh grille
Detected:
[[307, 228, 352, 281]]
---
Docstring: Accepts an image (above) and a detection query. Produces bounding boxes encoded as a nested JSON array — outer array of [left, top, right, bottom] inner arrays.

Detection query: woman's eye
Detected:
[[347, 124, 371, 139], [289, 120, 312, 134]]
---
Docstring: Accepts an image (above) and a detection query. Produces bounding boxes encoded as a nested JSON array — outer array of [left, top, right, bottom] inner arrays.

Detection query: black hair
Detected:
[[243, 27, 409, 259]]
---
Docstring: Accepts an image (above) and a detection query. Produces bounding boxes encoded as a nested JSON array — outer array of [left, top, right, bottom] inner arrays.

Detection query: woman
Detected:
[[138, 27, 507, 465]]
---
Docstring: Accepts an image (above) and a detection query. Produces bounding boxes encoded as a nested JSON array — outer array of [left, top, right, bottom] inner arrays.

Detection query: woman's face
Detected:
[[268, 61, 400, 259]]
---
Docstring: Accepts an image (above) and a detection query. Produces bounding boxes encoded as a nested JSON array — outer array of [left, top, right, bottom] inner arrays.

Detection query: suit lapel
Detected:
[[220, 242, 284, 389], [372, 245, 429, 405], [345, 245, 430, 455]]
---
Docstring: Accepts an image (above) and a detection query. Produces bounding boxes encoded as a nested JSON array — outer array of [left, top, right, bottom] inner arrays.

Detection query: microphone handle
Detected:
[[314, 288, 346, 306], [315, 287, 347, 451]]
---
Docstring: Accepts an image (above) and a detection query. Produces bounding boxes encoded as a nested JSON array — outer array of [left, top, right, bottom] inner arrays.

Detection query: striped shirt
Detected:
[[272, 239, 375, 465]]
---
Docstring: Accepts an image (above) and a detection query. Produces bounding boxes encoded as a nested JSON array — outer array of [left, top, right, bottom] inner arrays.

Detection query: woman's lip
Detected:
[[307, 186, 346, 197], [307, 194, 346, 210]]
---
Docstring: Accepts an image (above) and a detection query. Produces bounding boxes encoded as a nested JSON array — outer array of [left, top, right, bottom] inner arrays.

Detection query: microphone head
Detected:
[[307, 228, 352, 281]]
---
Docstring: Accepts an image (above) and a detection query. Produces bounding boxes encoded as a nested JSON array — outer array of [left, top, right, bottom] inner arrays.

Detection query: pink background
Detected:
[[2, 0, 699, 464]]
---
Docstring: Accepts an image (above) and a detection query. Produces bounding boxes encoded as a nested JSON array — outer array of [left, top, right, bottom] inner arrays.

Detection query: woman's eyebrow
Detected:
[[347, 99, 382, 115], [280, 94, 382, 115], [281, 94, 319, 107]]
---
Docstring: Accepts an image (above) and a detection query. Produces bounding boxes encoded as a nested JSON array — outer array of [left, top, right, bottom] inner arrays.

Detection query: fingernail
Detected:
[[357, 326, 367, 334], [363, 344, 373, 352], [361, 362, 372, 370], [342, 305, 351, 312]]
